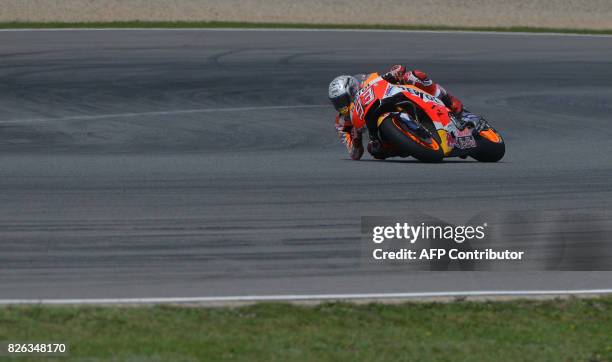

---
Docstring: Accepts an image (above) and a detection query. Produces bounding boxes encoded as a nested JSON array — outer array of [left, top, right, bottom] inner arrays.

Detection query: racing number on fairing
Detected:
[[360, 86, 375, 105], [354, 99, 364, 119], [356, 86, 375, 119]]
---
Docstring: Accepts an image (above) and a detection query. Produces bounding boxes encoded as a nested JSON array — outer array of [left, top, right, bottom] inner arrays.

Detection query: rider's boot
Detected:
[[367, 140, 396, 160]]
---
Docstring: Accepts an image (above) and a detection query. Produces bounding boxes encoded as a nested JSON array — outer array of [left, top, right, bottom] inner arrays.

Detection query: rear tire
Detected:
[[471, 128, 505, 162], [379, 115, 444, 163]]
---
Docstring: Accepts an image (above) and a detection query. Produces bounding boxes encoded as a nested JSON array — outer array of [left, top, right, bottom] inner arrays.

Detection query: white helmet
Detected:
[[328, 75, 360, 114]]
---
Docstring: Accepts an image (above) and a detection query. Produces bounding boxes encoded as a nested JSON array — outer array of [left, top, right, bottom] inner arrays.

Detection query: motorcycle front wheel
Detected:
[[470, 128, 505, 162], [378, 114, 444, 163]]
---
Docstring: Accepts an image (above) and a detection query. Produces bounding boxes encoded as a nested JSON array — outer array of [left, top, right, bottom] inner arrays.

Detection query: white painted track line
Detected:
[[0, 105, 328, 125], [0, 28, 610, 37], [2, 289, 611, 305]]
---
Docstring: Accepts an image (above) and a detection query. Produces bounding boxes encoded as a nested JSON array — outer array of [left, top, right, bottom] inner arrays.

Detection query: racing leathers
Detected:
[[334, 65, 465, 160]]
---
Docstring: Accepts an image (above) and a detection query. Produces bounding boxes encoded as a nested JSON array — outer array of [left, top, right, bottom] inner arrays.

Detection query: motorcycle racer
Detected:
[[329, 65, 472, 160]]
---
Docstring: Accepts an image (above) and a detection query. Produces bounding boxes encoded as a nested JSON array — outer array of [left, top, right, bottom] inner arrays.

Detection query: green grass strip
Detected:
[[0, 21, 611, 35], [1, 296, 611, 361]]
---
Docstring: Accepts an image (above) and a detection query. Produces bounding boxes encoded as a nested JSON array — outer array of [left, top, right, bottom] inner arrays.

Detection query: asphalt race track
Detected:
[[1, 29, 611, 300]]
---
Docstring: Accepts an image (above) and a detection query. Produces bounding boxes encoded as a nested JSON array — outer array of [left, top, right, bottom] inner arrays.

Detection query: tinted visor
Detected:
[[330, 93, 351, 113]]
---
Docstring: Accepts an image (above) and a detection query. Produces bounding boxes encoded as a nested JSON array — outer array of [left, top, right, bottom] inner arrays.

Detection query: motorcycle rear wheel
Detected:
[[379, 115, 444, 163]]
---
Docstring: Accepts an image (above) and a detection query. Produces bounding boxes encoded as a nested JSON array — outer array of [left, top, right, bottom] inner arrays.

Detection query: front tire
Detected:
[[378, 115, 444, 163]]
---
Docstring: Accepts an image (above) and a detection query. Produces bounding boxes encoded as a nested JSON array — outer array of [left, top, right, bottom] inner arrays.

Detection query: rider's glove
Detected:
[[382, 64, 406, 83], [405, 70, 433, 86], [389, 65, 406, 80]]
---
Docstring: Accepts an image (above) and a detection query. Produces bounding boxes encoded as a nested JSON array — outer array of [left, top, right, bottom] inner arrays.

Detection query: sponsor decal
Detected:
[[454, 128, 477, 149], [446, 132, 456, 148]]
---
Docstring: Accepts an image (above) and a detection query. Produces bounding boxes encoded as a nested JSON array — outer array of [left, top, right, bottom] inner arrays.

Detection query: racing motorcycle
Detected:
[[352, 74, 505, 162]]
